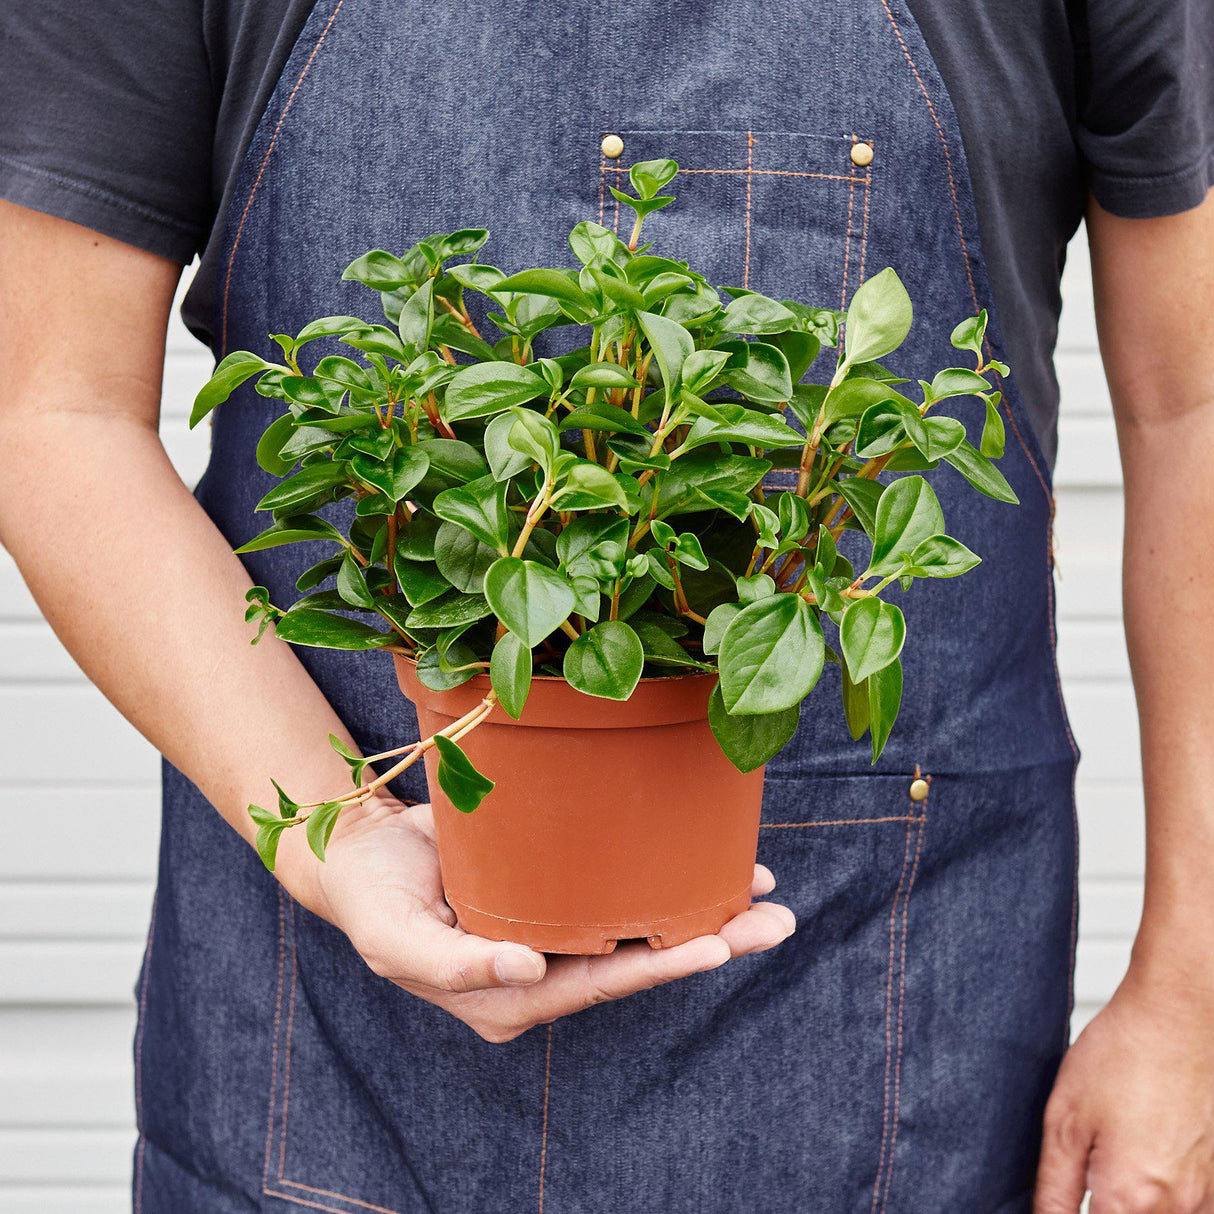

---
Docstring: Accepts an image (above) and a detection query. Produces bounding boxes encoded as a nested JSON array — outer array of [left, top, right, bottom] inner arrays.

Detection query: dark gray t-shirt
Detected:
[[2, 1, 1211, 466]]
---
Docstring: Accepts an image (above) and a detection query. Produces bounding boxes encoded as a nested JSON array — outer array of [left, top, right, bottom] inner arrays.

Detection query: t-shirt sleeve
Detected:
[[0, 0, 215, 262], [1075, 0, 1214, 218]]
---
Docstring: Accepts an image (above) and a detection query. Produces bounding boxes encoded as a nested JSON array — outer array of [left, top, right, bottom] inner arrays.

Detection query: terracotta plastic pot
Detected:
[[395, 657, 766, 955]]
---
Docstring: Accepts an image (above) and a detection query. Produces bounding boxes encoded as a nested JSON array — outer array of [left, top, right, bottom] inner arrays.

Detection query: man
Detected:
[[1, 0, 1211, 1209]]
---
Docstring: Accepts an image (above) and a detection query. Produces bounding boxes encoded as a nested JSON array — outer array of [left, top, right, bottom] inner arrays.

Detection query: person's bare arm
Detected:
[[0, 202, 793, 1041], [1035, 193, 1214, 1211]]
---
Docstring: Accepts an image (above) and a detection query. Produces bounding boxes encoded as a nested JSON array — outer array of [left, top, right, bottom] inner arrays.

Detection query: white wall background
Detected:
[[0, 233, 1135, 1209]]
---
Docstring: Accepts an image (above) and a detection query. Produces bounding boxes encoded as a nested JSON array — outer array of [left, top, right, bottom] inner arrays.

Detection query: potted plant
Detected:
[[193, 159, 1016, 954]]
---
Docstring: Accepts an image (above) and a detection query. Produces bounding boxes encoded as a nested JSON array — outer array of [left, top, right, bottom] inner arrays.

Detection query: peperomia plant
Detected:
[[193, 160, 1017, 869]]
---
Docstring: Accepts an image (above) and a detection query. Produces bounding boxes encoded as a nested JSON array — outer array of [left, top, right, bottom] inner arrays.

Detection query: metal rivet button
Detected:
[[601, 134, 624, 159], [850, 141, 874, 167], [909, 777, 930, 802]]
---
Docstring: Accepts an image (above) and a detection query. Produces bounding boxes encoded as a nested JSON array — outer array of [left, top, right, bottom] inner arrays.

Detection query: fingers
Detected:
[[1034, 1102, 1090, 1214], [751, 863, 776, 897], [366, 911, 547, 994], [717, 901, 796, 957]]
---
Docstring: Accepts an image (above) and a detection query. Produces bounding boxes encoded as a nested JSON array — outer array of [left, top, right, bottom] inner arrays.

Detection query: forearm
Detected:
[[1121, 408, 1214, 982], [0, 407, 359, 900]]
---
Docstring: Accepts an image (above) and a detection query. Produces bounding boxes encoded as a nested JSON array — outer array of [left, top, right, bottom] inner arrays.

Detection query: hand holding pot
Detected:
[[277, 797, 795, 1044]]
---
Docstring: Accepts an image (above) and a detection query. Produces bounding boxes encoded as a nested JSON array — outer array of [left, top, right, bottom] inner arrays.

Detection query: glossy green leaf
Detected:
[[905, 534, 981, 577], [944, 439, 1019, 504], [708, 685, 799, 773], [305, 801, 343, 861], [234, 514, 347, 554], [562, 620, 644, 700], [868, 659, 903, 761], [433, 475, 510, 552], [434, 735, 495, 813], [719, 292, 798, 335], [342, 249, 414, 290], [980, 394, 1006, 459], [397, 278, 435, 354], [636, 309, 694, 393], [392, 556, 451, 606], [718, 594, 825, 714], [839, 597, 906, 683], [255, 413, 299, 476], [404, 590, 493, 630], [484, 558, 576, 647], [718, 340, 794, 403], [484, 412, 534, 480], [273, 608, 392, 650], [190, 351, 273, 427], [842, 267, 913, 370], [490, 632, 533, 719], [867, 476, 946, 576], [569, 361, 641, 390], [949, 310, 988, 358], [552, 460, 629, 510], [351, 447, 429, 502], [679, 402, 804, 451], [495, 268, 592, 310], [558, 402, 649, 436], [336, 552, 376, 609], [443, 361, 548, 420]]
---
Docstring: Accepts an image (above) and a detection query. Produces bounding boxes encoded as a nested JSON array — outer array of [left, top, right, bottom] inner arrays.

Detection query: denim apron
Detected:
[[133, 1, 1080, 1209]]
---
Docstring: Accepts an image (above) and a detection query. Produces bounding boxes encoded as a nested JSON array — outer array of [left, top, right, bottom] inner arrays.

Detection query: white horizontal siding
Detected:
[[0, 232, 1143, 1196]]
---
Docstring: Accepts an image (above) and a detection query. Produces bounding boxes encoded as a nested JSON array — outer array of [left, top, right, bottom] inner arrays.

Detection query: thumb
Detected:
[[1033, 1101, 1090, 1214], [397, 916, 548, 994]]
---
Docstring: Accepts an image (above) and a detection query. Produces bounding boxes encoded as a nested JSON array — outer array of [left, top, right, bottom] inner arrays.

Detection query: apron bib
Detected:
[[133, 2, 1080, 1210]]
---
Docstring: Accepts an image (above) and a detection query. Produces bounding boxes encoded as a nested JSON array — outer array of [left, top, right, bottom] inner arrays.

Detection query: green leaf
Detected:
[[507, 408, 561, 474], [636, 310, 694, 394], [629, 158, 679, 199], [415, 644, 478, 691], [868, 659, 903, 761], [708, 685, 799, 772], [679, 348, 732, 396], [562, 620, 645, 700], [434, 521, 499, 593], [558, 402, 649, 436], [490, 632, 532, 719], [655, 451, 771, 519], [841, 659, 870, 741], [944, 439, 1019, 504], [484, 412, 535, 480], [254, 818, 288, 871], [295, 315, 364, 345], [443, 361, 549, 421], [702, 602, 741, 656], [392, 557, 451, 606], [718, 594, 825, 714], [556, 516, 629, 579], [273, 608, 393, 650], [679, 401, 804, 451], [433, 735, 495, 813], [305, 801, 343, 861], [840, 597, 906, 683], [351, 447, 429, 502], [342, 249, 414, 290], [832, 478, 886, 536], [336, 552, 376, 608], [949, 310, 988, 358], [433, 475, 510, 552], [929, 367, 990, 400], [255, 462, 350, 515], [569, 361, 641, 390], [842, 267, 913, 370], [568, 220, 623, 267], [484, 558, 576, 648], [404, 590, 493, 630], [495, 269, 592, 311], [397, 278, 435, 355], [719, 292, 798, 335], [868, 476, 946, 576], [718, 340, 794, 403], [190, 352, 273, 427], [980, 394, 1006, 459], [256, 413, 299, 476], [905, 534, 981, 577], [919, 415, 967, 461], [552, 460, 629, 510], [234, 514, 347, 554], [313, 356, 374, 394]]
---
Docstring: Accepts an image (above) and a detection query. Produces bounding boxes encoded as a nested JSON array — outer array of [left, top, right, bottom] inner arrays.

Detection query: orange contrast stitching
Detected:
[[603, 165, 860, 183], [858, 165, 872, 286], [869, 808, 917, 1211], [761, 815, 925, 829], [219, 0, 344, 352], [840, 139, 857, 310], [743, 131, 755, 289], [879, 804, 928, 1212], [262, 889, 288, 1193], [538, 1023, 553, 1213], [265, 1190, 365, 1214], [133, 890, 158, 1214], [598, 150, 606, 226], [277, 899, 300, 1181], [278, 1180, 403, 1214]]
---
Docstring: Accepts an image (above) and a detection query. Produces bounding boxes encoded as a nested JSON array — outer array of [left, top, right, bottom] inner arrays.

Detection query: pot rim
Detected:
[[394, 654, 719, 730]]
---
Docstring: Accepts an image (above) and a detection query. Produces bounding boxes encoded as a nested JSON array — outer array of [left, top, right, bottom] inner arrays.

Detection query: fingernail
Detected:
[[495, 948, 544, 985]]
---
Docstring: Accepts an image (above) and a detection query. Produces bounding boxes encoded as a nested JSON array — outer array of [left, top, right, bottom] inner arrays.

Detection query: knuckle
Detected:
[[436, 955, 482, 994]]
